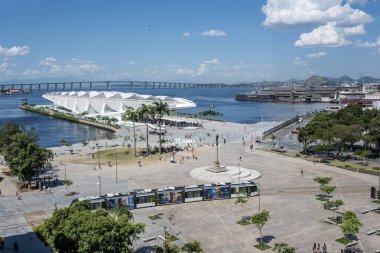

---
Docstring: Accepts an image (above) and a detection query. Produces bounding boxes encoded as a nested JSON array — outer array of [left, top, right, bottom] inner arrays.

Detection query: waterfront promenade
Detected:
[[0, 118, 379, 252]]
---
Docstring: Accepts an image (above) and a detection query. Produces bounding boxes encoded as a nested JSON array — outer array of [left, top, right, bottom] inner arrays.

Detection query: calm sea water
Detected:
[[0, 85, 326, 147]]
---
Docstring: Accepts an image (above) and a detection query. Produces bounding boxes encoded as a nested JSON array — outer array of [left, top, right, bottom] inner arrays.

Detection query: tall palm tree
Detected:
[[123, 107, 140, 157], [152, 100, 170, 154], [137, 104, 152, 155]]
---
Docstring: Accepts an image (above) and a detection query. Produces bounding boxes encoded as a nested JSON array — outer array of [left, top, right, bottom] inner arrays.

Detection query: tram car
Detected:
[[71, 181, 258, 210]]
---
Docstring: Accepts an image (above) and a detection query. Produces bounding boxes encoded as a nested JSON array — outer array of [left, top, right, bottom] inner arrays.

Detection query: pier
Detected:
[[0, 80, 230, 91]]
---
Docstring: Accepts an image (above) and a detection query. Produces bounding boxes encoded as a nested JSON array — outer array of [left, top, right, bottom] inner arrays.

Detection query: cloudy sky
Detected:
[[1, 0, 380, 82]]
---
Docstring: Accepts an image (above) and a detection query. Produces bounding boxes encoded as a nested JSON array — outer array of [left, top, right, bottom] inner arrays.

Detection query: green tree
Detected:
[[313, 176, 332, 186], [320, 185, 336, 197], [377, 189, 380, 200], [298, 124, 316, 154], [3, 131, 52, 189], [182, 240, 204, 253], [359, 150, 370, 165], [341, 210, 362, 240], [105, 131, 116, 146], [123, 107, 140, 157], [235, 194, 249, 221], [35, 202, 145, 253], [251, 209, 270, 244], [152, 100, 170, 154], [270, 135, 276, 146], [63, 179, 73, 191], [0, 122, 22, 154], [333, 199, 344, 208], [368, 115, 380, 151], [273, 242, 296, 253], [137, 104, 154, 154], [81, 140, 88, 148]]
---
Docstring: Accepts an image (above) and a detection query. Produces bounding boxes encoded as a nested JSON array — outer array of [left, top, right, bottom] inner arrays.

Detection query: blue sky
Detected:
[[1, 0, 380, 82]]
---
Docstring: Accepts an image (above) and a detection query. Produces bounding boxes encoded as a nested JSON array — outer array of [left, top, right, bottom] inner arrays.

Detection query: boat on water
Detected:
[[235, 86, 350, 103], [325, 105, 341, 112], [0, 89, 32, 95]]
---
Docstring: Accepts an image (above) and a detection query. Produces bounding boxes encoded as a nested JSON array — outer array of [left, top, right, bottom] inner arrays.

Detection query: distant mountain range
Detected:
[[233, 75, 380, 88]]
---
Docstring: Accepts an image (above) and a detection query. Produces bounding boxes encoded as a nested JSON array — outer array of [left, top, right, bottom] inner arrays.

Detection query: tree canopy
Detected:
[[341, 210, 362, 239], [251, 209, 270, 240], [35, 201, 145, 253], [298, 104, 380, 155], [0, 123, 52, 189]]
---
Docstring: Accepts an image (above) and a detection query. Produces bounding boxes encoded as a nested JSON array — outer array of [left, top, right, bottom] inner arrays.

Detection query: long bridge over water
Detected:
[[0, 80, 230, 91]]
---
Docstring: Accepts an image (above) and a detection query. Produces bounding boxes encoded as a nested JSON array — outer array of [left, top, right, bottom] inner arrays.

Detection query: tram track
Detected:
[[260, 185, 368, 196], [0, 185, 370, 233]]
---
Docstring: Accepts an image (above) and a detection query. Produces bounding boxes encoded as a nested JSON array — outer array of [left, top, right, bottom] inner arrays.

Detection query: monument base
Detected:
[[206, 161, 228, 173]]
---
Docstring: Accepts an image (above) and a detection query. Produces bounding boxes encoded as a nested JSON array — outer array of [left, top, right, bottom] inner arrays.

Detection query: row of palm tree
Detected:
[[123, 100, 170, 156]]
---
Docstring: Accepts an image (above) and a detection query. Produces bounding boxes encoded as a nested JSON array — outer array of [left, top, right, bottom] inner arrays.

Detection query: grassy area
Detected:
[[316, 197, 329, 202], [64, 192, 77, 197], [148, 215, 161, 220], [371, 200, 380, 204], [376, 232, 380, 236], [254, 244, 271, 250], [166, 235, 178, 242], [236, 220, 251, 226], [335, 237, 353, 244], [374, 210, 380, 214], [68, 147, 162, 166]]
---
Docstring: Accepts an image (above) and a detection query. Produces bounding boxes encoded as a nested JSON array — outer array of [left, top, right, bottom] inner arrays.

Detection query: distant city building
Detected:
[[42, 91, 196, 119]]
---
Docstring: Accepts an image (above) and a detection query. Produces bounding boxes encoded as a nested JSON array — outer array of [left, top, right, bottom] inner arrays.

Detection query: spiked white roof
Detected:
[[42, 91, 196, 116]]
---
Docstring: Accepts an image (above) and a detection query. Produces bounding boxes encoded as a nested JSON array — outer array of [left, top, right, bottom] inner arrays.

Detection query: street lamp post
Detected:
[[238, 163, 241, 183], [256, 182, 261, 212], [115, 152, 118, 184], [163, 226, 167, 237], [64, 164, 67, 181], [96, 143, 101, 169], [97, 176, 102, 196]]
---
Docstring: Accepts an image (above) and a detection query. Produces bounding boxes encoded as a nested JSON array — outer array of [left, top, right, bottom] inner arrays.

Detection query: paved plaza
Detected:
[[0, 119, 379, 252]]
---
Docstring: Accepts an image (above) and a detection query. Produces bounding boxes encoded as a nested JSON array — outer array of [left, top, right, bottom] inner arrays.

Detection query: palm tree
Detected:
[[123, 107, 140, 157], [152, 100, 170, 154], [137, 104, 152, 155]]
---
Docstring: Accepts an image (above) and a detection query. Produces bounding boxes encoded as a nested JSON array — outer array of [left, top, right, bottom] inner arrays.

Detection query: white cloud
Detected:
[[355, 36, 380, 48], [176, 68, 195, 75], [182, 32, 191, 37], [175, 58, 220, 76], [128, 60, 136, 65], [202, 58, 219, 64], [262, 0, 372, 27], [295, 22, 352, 47], [262, 0, 373, 47], [307, 51, 328, 58], [0, 62, 16, 74], [343, 25, 365, 35], [22, 69, 39, 76], [201, 29, 227, 37], [39, 57, 103, 75], [0, 45, 29, 57], [293, 57, 307, 66]]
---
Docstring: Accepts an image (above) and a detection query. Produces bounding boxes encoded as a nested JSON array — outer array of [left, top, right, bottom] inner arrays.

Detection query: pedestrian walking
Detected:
[[239, 156, 242, 161], [322, 243, 327, 253], [301, 169, 304, 176]]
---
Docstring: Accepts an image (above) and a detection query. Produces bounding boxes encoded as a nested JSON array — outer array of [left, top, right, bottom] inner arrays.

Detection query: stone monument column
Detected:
[[207, 134, 227, 173]]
